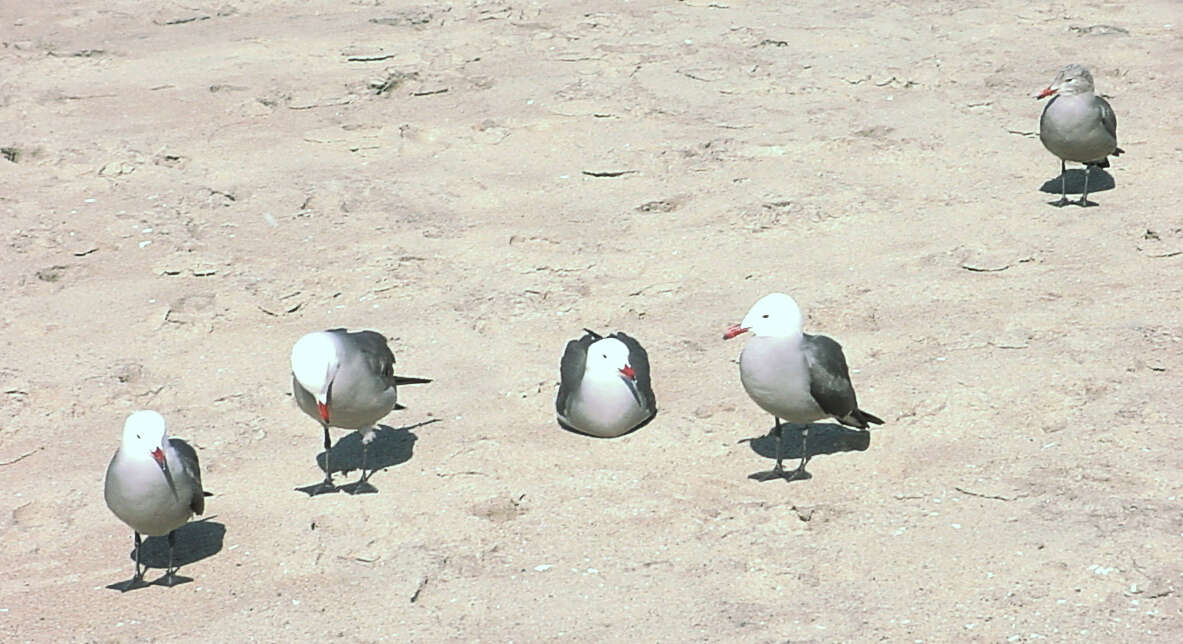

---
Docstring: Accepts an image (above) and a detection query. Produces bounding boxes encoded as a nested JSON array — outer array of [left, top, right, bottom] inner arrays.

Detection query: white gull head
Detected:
[[725, 293, 804, 339], [291, 331, 341, 405], [121, 410, 168, 467], [585, 337, 636, 380]]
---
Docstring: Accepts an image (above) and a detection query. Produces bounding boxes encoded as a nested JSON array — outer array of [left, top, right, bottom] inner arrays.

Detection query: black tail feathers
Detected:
[[848, 409, 885, 429], [393, 376, 432, 386]]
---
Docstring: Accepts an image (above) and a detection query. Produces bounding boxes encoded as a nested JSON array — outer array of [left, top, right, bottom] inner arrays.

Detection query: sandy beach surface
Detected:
[[2, 0, 1181, 640]]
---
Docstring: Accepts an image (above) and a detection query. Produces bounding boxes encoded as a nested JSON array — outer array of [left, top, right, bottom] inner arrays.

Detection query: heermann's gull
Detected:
[[291, 328, 431, 494], [1037, 64, 1124, 207], [724, 293, 883, 480], [556, 329, 657, 438], [104, 410, 205, 589]]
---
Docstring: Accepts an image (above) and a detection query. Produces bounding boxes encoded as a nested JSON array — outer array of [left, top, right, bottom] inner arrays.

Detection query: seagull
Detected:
[[1037, 64, 1123, 207], [291, 328, 431, 493], [104, 410, 204, 589], [556, 329, 657, 438], [724, 293, 883, 480]]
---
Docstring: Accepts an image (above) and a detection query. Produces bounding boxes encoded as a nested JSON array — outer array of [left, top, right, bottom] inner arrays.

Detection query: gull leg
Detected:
[[133, 532, 144, 581], [1053, 160, 1070, 207], [157, 530, 179, 586], [787, 425, 811, 480], [319, 423, 336, 492], [1078, 165, 1092, 206], [351, 428, 377, 494], [771, 417, 785, 475], [116, 532, 148, 591]]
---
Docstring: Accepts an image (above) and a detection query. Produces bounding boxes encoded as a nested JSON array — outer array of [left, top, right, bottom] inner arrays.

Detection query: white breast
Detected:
[[562, 373, 647, 438], [104, 451, 195, 537], [739, 336, 825, 423]]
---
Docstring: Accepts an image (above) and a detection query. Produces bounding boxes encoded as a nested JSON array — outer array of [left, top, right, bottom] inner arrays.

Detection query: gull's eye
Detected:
[[761, 314, 769, 319], [602, 354, 608, 359]]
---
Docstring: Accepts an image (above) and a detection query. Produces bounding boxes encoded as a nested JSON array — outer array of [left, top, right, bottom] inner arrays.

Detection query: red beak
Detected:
[[152, 447, 166, 468], [722, 324, 749, 340], [317, 401, 330, 423], [619, 365, 636, 380], [1036, 87, 1055, 100]]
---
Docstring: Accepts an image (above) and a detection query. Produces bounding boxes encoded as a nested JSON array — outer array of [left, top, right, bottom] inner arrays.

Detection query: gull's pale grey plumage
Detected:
[[724, 293, 882, 479], [104, 410, 204, 588], [556, 329, 657, 438], [1038, 64, 1123, 206], [291, 328, 430, 493]]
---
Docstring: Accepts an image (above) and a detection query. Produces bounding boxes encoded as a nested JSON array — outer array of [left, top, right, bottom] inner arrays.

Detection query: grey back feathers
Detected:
[[327, 328, 432, 389]]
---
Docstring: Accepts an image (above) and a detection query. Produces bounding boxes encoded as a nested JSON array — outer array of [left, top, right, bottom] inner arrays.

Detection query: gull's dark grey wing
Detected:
[[337, 329, 396, 383], [335, 329, 431, 389], [610, 331, 657, 416], [556, 331, 597, 415], [1096, 96, 1118, 141], [802, 333, 883, 429], [168, 437, 205, 515], [1096, 96, 1123, 156]]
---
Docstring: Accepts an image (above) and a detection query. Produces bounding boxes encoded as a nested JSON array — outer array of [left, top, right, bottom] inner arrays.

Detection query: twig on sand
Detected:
[[955, 485, 1019, 501], [410, 575, 429, 603], [154, 15, 210, 26], [347, 53, 398, 62], [0, 447, 40, 467], [582, 169, 638, 178]]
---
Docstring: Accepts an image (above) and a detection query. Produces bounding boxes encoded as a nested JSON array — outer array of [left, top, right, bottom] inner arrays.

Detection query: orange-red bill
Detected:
[[317, 401, 330, 423], [722, 324, 749, 340], [1036, 87, 1055, 99], [152, 447, 165, 468], [620, 365, 636, 380]]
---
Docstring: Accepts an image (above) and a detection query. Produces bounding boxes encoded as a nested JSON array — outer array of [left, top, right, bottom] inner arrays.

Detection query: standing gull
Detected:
[[556, 329, 657, 438], [104, 410, 204, 589], [724, 293, 883, 480], [291, 328, 431, 494], [1037, 64, 1123, 207]]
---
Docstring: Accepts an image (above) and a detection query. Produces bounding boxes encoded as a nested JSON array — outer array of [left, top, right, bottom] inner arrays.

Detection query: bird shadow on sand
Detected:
[[556, 412, 657, 439], [741, 423, 872, 483], [105, 517, 226, 592], [296, 418, 439, 496], [1040, 167, 1115, 205]]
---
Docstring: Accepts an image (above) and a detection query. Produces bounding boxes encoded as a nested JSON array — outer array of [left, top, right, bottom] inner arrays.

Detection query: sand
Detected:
[[2, 0, 1181, 640]]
